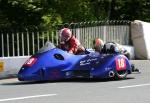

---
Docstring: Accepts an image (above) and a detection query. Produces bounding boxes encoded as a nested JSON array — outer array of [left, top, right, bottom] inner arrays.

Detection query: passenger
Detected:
[[93, 38, 140, 72], [58, 28, 85, 54], [93, 38, 104, 53], [93, 38, 125, 54]]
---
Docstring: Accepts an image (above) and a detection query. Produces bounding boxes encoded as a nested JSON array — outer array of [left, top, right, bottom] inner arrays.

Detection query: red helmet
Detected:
[[59, 28, 72, 42]]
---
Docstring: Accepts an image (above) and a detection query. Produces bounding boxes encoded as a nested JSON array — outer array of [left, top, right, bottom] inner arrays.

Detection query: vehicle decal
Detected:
[[80, 58, 97, 66], [24, 57, 37, 67], [0, 61, 4, 72], [116, 57, 126, 71], [105, 67, 112, 71]]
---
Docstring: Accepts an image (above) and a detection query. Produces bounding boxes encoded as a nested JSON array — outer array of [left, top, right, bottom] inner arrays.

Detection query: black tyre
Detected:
[[115, 70, 128, 79], [124, 52, 131, 60]]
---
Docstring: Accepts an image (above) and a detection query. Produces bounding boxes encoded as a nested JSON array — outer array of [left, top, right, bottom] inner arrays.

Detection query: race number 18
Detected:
[[116, 58, 126, 71]]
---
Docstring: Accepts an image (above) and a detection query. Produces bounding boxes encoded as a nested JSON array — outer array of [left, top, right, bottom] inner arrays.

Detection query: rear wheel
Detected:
[[115, 70, 128, 79]]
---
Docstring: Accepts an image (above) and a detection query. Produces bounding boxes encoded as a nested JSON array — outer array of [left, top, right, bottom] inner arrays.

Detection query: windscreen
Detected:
[[37, 42, 56, 53]]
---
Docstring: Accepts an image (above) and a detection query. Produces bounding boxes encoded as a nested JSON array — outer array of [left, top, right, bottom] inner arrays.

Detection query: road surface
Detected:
[[0, 60, 149, 103]]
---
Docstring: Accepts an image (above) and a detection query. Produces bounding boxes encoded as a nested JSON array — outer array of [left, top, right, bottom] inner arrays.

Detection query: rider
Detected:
[[58, 28, 85, 54]]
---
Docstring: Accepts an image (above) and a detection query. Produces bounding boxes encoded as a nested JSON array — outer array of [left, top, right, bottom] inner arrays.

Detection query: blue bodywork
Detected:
[[18, 43, 132, 81]]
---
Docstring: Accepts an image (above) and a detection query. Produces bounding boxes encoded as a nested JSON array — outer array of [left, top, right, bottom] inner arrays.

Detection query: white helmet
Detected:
[[103, 42, 119, 53]]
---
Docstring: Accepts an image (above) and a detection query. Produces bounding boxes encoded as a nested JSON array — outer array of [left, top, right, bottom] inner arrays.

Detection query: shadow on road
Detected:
[[1, 77, 135, 86]]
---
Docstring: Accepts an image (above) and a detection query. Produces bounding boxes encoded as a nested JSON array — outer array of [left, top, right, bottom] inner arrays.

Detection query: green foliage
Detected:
[[54, 0, 96, 22], [0, 0, 62, 31], [0, 0, 150, 31]]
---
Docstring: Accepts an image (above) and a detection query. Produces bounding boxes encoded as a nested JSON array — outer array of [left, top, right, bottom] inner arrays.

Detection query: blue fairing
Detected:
[[18, 43, 132, 81]]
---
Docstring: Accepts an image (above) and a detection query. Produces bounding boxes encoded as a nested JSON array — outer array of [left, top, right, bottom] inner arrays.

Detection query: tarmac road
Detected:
[[0, 60, 149, 103]]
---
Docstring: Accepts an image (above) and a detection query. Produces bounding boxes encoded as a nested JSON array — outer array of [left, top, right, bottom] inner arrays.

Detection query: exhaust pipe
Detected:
[[109, 71, 115, 78]]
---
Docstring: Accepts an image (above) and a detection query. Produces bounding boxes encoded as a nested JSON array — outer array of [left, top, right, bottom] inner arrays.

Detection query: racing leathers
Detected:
[[58, 35, 85, 54]]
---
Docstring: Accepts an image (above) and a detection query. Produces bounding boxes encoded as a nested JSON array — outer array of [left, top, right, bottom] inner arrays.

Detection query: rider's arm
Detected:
[[68, 39, 78, 54]]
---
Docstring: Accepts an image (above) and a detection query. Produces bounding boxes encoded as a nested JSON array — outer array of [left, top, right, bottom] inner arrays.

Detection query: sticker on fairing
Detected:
[[115, 58, 126, 71], [24, 57, 37, 67], [0, 61, 4, 72]]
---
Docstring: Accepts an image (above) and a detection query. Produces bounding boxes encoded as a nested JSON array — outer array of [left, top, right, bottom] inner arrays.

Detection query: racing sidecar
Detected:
[[18, 42, 132, 81]]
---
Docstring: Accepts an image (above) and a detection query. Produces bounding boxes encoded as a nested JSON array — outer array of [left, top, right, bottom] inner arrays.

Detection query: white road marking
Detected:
[[118, 83, 150, 89], [0, 94, 57, 102]]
